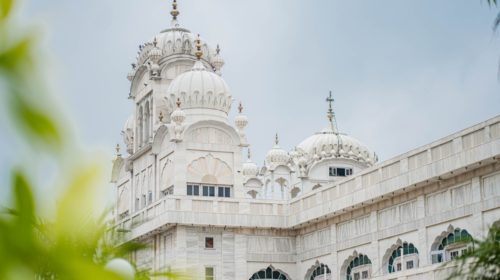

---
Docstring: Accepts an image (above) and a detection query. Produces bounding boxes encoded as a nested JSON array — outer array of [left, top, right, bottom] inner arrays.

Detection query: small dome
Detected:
[[147, 38, 163, 62], [235, 114, 248, 128], [266, 134, 290, 167], [170, 99, 186, 124], [242, 149, 259, 177], [296, 126, 376, 166], [242, 160, 259, 177], [242, 159, 258, 177], [127, 64, 136, 81], [166, 60, 232, 114], [212, 44, 225, 74]]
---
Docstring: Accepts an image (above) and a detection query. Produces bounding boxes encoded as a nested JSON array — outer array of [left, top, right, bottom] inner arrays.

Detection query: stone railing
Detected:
[[116, 196, 288, 240], [116, 116, 500, 238]]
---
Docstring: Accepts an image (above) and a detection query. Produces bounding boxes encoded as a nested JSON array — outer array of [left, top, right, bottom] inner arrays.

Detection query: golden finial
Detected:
[[159, 111, 164, 122], [195, 34, 203, 60], [238, 102, 243, 114], [176, 98, 181, 108], [170, 0, 179, 20]]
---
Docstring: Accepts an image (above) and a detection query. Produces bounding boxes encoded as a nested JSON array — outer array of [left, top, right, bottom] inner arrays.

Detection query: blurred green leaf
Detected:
[[9, 89, 63, 149], [0, 0, 13, 21], [13, 170, 35, 227], [0, 37, 33, 73]]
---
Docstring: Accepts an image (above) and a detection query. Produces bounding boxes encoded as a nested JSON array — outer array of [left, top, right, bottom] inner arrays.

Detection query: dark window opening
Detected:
[[205, 237, 214, 249], [187, 185, 200, 196], [329, 167, 353, 177]]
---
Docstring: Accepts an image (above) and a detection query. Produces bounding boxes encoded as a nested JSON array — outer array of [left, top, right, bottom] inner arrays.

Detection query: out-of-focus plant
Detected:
[[488, 0, 499, 30], [445, 225, 500, 280], [486, 0, 500, 79], [0, 0, 182, 279]]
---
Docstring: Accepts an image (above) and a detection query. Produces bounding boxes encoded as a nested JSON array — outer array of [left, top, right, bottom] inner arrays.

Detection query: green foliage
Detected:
[[446, 225, 500, 280], [488, 0, 500, 31], [0, 0, 179, 279]]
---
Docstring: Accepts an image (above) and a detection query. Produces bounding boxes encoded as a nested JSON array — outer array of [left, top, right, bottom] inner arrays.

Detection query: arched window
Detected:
[[309, 263, 331, 280], [431, 228, 472, 264], [388, 242, 419, 273], [144, 101, 150, 143], [137, 106, 144, 147], [249, 266, 288, 280], [346, 254, 371, 280]]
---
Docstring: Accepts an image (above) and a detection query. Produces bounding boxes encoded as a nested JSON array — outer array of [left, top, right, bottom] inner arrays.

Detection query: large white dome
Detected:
[[296, 126, 376, 166], [165, 60, 232, 114]]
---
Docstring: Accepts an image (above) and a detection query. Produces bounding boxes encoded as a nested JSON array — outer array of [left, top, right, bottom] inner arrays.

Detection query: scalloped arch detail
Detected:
[[187, 154, 233, 185]]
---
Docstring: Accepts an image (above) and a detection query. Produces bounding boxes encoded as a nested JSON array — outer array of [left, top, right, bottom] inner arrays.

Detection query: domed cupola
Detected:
[[242, 148, 259, 178], [127, 63, 137, 82], [295, 92, 377, 170], [212, 44, 225, 75], [132, 1, 221, 71], [165, 35, 232, 121], [266, 134, 290, 168]]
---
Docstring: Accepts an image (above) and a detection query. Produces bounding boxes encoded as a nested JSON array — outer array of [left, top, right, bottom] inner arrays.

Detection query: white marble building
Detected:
[[111, 2, 500, 279]]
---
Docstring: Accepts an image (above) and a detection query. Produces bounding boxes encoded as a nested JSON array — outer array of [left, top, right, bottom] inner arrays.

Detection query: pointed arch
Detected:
[[340, 250, 372, 280], [305, 261, 331, 280], [249, 265, 290, 280], [430, 225, 473, 264], [152, 125, 170, 154], [382, 239, 419, 274]]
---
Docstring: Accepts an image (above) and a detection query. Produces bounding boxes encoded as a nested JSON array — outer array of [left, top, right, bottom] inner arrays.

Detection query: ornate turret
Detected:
[[212, 44, 225, 75], [242, 148, 259, 178], [266, 134, 290, 168]]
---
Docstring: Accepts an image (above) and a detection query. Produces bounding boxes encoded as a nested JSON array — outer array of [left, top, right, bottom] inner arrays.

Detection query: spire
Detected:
[[115, 144, 121, 158], [326, 91, 339, 133], [195, 34, 203, 60], [238, 102, 243, 114], [170, 0, 179, 21]]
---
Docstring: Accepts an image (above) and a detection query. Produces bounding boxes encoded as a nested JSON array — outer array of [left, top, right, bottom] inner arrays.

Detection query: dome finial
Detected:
[[238, 102, 243, 113], [195, 34, 203, 60], [216, 44, 221, 55], [115, 144, 121, 158], [176, 98, 181, 108], [275, 133, 279, 145], [247, 147, 251, 160], [326, 91, 339, 133], [170, 0, 179, 21]]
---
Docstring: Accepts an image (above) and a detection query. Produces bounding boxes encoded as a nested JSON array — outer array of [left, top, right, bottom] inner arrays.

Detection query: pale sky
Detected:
[[1, 0, 500, 201]]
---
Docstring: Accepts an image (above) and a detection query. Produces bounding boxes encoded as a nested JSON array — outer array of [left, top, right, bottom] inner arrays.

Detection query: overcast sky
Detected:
[[2, 0, 499, 197]]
